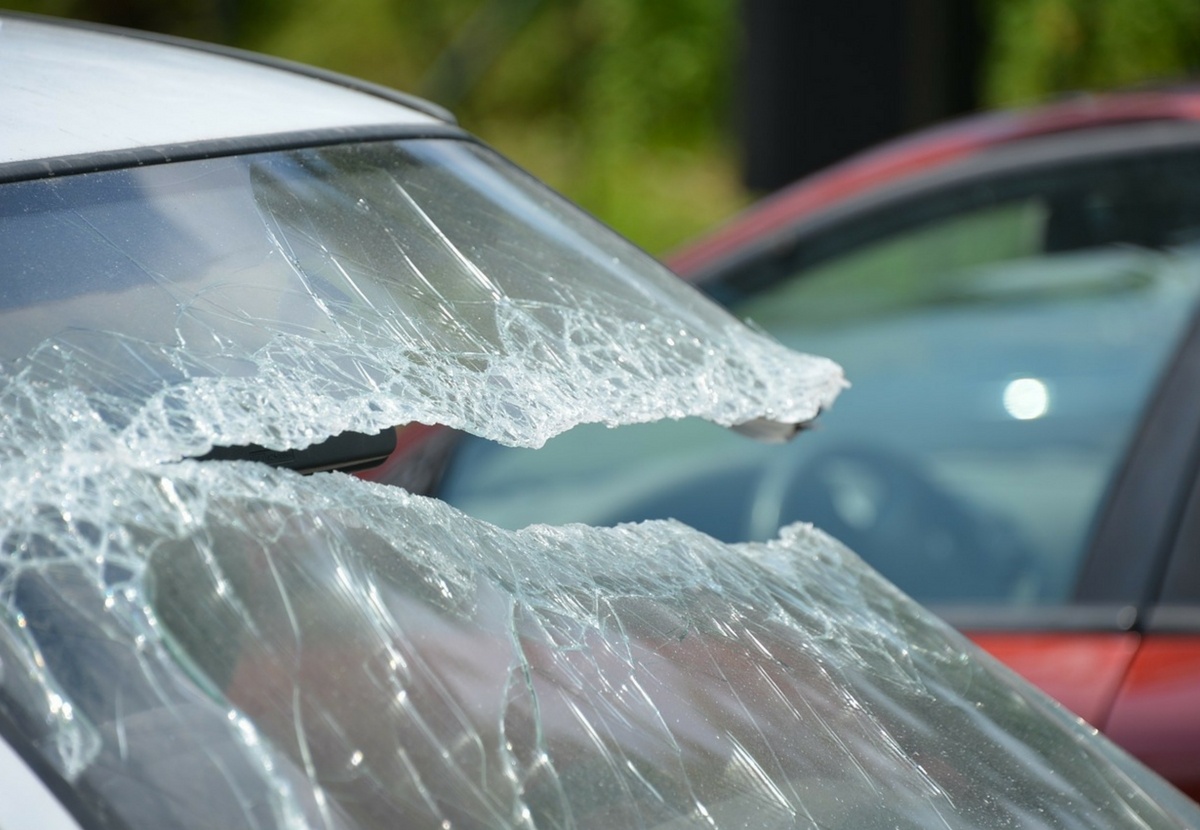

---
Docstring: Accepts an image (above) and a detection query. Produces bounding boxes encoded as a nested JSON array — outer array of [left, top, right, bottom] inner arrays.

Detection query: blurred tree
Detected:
[[14, 0, 1199, 251], [243, 0, 745, 251], [985, 0, 1200, 106], [8, 0, 234, 41]]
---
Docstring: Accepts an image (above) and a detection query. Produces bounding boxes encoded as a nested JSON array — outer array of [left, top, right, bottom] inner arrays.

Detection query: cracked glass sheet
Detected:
[[8, 460, 1200, 830], [0, 136, 1196, 829], [0, 139, 842, 463]]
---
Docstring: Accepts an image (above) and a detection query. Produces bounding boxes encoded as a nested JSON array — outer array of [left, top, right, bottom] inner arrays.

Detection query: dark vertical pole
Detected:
[[739, 0, 981, 193]]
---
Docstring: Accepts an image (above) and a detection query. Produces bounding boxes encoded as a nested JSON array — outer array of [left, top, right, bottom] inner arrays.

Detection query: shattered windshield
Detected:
[[0, 139, 840, 458], [0, 138, 1196, 829]]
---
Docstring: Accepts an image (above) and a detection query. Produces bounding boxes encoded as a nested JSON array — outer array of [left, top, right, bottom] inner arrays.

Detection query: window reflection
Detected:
[[1003, 377, 1050, 421]]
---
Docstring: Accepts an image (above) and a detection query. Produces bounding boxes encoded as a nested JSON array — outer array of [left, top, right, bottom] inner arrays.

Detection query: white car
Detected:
[[0, 12, 1197, 830]]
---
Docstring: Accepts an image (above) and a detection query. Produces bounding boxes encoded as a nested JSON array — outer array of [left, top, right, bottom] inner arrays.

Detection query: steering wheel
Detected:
[[748, 443, 1040, 603]]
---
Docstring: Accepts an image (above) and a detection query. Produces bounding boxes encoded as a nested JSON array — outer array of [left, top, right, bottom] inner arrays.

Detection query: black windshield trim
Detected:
[[198, 429, 399, 476], [0, 124, 472, 186]]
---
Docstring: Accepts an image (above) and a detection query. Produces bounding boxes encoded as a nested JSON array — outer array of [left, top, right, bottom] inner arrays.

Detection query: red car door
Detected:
[[971, 632, 1142, 728], [1103, 478, 1200, 802], [1106, 636, 1200, 801], [970, 629, 1200, 802]]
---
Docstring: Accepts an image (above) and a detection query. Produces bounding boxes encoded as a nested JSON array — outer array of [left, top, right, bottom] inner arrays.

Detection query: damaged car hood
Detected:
[[0, 135, 1197, 830]]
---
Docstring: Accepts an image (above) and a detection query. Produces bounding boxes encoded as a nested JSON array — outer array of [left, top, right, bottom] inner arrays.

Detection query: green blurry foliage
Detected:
[[985, 0, 1200, 106], [7, 0, 233, 40], [11, 0, 746, 254], [16, 0, 1200, 251], [245, 0, 747, 253]]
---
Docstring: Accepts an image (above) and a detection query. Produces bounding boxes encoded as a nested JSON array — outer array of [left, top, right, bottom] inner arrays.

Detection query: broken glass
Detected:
[[0, 137, 1196, 829]]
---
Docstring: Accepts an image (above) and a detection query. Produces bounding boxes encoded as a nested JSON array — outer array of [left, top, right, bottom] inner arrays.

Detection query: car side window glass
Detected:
[[729, 161, 1200, 606], [441, 151, 1200, 609], [739, 201, 1047, 329]]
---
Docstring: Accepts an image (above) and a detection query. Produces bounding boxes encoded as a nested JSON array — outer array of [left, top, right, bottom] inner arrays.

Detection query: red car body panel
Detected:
[[974, 631, 1200, 801], [664, 90, 1200, 797], [1106, 638, 1200, 800], [969, 632, 1142, 728], [355, 422, 445, 483]]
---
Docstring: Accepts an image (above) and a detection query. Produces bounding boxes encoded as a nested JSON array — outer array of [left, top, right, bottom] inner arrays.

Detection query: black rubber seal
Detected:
[[0, 124, 472, 185], [198, 428, 398, 475]]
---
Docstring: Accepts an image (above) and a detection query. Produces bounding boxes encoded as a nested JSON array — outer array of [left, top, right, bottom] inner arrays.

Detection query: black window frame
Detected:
[[1145, 330, 1200, 634]]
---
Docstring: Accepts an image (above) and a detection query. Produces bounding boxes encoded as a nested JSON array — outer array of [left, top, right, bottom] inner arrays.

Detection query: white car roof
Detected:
[[0, 15, 448, 169]]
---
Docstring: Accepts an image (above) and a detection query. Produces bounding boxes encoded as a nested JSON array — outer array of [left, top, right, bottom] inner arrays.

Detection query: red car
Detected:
[[437, 90, 1200, 799]]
